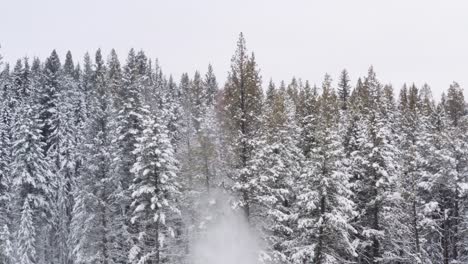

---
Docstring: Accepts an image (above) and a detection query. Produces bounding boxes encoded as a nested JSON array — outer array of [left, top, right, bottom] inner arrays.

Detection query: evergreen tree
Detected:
[[296, 81, 319, 157], [204, 64, 218, 106], [351, 67, 402, 263], [0, 52, 15, 264], [70, 49, 114, 264], [0, 224, 14, 263], [50, 50, 79, 264], [129, 107, 180, 264], [222, 33, 263, 220], [112, 49, 152, 263], [286, 77, 299, 107], [11, 79, 52, 264], [438, 81, 467, 263], [445, 82, 465, 127], [255, 86, 304, 263], [293, 75, 356, 264], [40, 50, 61, 154], [337, 69, 351, 110], [198, 64, 220, 191], [18, 200, 36, 264], [397, 84, 435, 263]]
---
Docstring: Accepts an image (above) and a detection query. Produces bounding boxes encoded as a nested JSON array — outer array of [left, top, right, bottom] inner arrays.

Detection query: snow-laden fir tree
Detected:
[[419, 102, 459, 263], [0, 63, 11, 216], [436, 82, 467, 263], [337, 69, 351, 111], [204, 64, 218, 107], [0, 53, 15, 264], [253, 83, 303, 263], [110, 49, 148, 263], [222, 32, 263, 221], [40, 50, 61, 155], [10, 74, 52, 264], [46, 51, 81, 264], [396, 84, 434, 263], [292, 74, 356, 264], [37, 51, 62, 262], [352, 67, 403, 264], [18, 200, 36, 264], [198, 64, 220, 191], [0, 224, 14, 263], [286, 77, 300, 109], [129, 105, 180, 264], [70, 49, 115, 264], [179, 68, 220, 192], [296, 81, 319, 157]]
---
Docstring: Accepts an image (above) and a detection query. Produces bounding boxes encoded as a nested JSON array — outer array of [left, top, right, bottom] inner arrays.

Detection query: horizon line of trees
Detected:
[[0, 33, 467, 264]]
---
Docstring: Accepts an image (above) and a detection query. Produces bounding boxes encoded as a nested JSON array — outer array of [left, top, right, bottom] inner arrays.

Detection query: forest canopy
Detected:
[[0, 34, 467, 264]]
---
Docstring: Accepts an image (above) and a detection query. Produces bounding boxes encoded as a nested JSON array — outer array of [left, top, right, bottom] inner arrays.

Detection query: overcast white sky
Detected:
[[1, 0, 467, 98]]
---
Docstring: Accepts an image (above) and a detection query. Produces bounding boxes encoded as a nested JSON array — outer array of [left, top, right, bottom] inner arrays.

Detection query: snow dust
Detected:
[[191, 191, 262, 264]]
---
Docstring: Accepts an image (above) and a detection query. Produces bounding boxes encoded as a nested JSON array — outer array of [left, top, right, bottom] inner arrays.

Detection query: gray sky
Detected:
[[1, 0, 467, 98]]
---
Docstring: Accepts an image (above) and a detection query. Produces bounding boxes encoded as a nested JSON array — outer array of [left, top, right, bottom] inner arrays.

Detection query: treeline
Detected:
[[0, 33, 467, 264]]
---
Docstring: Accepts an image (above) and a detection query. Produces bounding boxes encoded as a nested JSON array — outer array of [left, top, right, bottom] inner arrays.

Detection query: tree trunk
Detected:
[[313, 195, 326, 264], [101, 204, 109, 264], [202, 139, 211, 193], [412, 200, 420, 255], [372, 175, 380, 262], [442, 208, 449, 264]]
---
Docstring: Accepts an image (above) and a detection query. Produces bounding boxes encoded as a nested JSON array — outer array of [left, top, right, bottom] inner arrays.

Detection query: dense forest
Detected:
[[0, 33, 467, 264]]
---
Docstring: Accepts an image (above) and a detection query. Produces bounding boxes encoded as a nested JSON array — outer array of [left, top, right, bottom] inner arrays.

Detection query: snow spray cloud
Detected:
[[191, 190, 262, 264]]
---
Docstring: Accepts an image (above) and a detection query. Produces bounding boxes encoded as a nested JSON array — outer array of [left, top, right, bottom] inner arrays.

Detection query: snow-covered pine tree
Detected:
[[296, 81, 319, 157], [129, 106, 180, 264], [176, 69, 214, 263], [199, 64, 220, 191], [11, 69, 52, 264], [353, 67, 402, 263], [204, 64, 218, 107], [70, 49, 114, 264], [0, 61, 11, 214], [254, 83, 303, 263], [48, 51, 80, 264], [165, 74, 183, 146], [0, 53, 15, 264], [397, 84, 435, 263], [337, 69, 351, 111], [179, 69, 218, 192], [0, 224, 14, 263], [11, 58, 32, 105], [79, 53, 94, 121], [18, 200, 36, 264], [286, 77, 300, 108], [35, 51, 62, 262], [419, 101, 459, 263], [175, 67, 222, 263], [190, 71, 206, 131], [178, 72, 197, 193], [292, 74, 356, 264], [343, 103, 369, 263], [222, 32, 263, 221], [103, 48, 132, 264], [40, 50, 61, 155], [160, 73, 187, 264], [440, 82, 467, 263]]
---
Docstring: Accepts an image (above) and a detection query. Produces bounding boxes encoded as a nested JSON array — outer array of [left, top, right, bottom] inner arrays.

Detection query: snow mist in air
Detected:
[[191, 191, 262, 264]]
